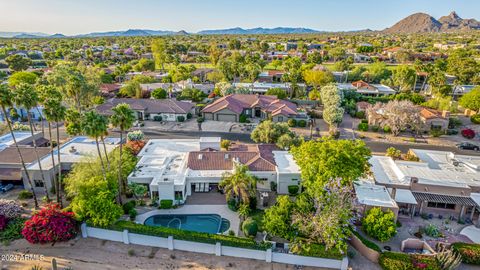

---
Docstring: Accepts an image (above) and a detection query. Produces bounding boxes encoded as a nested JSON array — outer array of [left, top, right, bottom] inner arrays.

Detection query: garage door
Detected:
[[216, 114, 236, 122], [203, 113, 214, 120]]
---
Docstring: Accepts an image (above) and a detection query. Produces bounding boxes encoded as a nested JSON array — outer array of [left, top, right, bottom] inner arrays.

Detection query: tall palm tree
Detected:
[[0, 84, 39, 208], [219, 163, 256, 205], [99, 117, 110, 170], [40, 85, 65, 204], [81, 111, 107, 180], [14, 83, 50, 201], [110, 103, 135, 202]]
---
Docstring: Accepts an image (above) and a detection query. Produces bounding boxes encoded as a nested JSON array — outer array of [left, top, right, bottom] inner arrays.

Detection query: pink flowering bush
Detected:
[[0, 199, 23, 218], [22, 203, 78, 244]]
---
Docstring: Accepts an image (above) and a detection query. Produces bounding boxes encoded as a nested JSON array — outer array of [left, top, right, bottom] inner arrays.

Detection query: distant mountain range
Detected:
[[384, 11, 480, 33], [1, 12, 479, 38], [0, 27, 321, 38]]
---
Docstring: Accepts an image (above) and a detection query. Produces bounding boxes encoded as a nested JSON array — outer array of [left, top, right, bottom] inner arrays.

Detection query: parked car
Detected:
[[456, 142, 480, 151], [1, 184, 14, 192]]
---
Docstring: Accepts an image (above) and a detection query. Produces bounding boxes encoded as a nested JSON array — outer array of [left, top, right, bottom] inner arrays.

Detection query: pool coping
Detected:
[[136, 204, 240, 235]]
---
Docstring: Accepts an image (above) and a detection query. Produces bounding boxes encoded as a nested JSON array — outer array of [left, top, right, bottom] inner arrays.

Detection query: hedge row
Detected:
[[294, 242, 344, 260], [108, 221, 272, 250], [379, 252, 440, 270], [351, 230, 381, 253], [451, 242, 480, 265]]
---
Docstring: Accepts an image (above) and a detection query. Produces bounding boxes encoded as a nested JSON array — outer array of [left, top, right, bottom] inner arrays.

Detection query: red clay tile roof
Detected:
[[352, 80, 375, 90], [202, 94, 298, 117], [420, 107, 446, 120], [187, 144, 278, 172], [96, 98, 194, 115]]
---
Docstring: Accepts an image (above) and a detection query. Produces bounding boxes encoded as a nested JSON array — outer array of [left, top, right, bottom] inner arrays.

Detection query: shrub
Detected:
[[471, 114, 480, 124], [153, 115, 162, 121], [0, 199, 23, 219], [270, 182, 277, 192], [287, 185, 299, 195], [424, 224, 440, 238], [22, 203, 77, 244], [127, 130, 145, 141], [361, 119, 368, 124], [297, 120, 307, 127], [186, 113, 192, 119], [383, 125, 391, 133], [461, 128, 475, 139], [159, 200, 173, 209], [239, 114, 248, 123], [287, 119, 297, 127], [362, 207, 397, 242], [109, 220, 271, 250], [451, 242, 480, 265], [351, 230, 381, 253], [430, 129, 444, 137], [122, 201, 136, 214], [125, 140, 146, 155], [371, 125, 379, 132], [129, 209, 137, 221], [177, 116, 185, 122], [386, 147, 402, 160], [358, 122, 369, 131], [355, 111, 365, 119], [0, 215, 7, 230], [0, 217, 26, 242], [18, 190, 33, 200], [290, 241, 343, 260], [227, 198, 238, 211], [379, 252, 413, 270], [197, 117, 204, 123], [242, 218, 258, 237]]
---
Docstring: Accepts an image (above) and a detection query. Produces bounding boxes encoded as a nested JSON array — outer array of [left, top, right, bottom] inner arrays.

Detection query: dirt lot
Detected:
[[1, 238, 325, 270]]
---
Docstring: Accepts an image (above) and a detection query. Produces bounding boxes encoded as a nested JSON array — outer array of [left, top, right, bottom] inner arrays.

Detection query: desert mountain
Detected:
[[385, 11, 479, 33]]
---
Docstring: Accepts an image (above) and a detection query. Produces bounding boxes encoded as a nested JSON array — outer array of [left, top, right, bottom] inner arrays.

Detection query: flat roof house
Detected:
[[363, 149, 480, 223], [96, 98, 194, 122], [202, 94, 301, 122], [24, 136, 120, 191], [127, 138, 301, 205]]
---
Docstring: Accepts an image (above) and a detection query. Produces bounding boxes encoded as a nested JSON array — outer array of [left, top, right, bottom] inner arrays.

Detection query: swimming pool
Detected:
[[144, 214, 230, 234]]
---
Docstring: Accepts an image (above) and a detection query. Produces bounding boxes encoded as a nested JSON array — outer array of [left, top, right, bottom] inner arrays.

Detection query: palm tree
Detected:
[[0, 84, 39, 208], [14, 83, 50, 201], [81, 111, 107, 180], [40, 85, 65, 204], [99, 117, 110, 170], [219, 163, 256, 205], [110, 103, 135, 202]]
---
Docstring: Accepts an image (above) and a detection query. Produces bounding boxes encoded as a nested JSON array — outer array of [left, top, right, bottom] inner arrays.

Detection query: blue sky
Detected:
[[2, 0, 480, 35]]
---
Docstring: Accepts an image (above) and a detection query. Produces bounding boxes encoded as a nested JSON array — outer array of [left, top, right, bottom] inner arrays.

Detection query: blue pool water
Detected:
[[144, 214, 230, 234]]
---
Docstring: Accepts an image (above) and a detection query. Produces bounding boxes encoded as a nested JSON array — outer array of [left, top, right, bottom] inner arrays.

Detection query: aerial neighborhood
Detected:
[[1, 3, 480, 270]]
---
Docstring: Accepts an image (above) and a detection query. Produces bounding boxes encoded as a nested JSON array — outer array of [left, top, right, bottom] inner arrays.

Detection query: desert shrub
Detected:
[[462, 128, 476, 139], [159, 200, 173, 209], [153, 115, 162, 121], [355, 111, 365, 119], [297, 120, 307, 127], [358, 122, 369, 131], [242, 218, 258, 237], [127, 130, 145, 141], [0, 217, 26, 242], [287, 185, 299, 195], [451, 242, 480, 265], [0, 199, 23, 219], [362, 207, 397, 242], [177, 116, 185, 122], [239, 114, 248, 123], [386, 147, 402, 160], [430, 129, 444, 137], [383, 125, 391, 133], [287, 119, 297, 127], [471, 114, 480, 124], [18, 190, 33, 200], [22, 203, 77, 244], [424, 224, 441, 238], [379, 252, 413, 270]]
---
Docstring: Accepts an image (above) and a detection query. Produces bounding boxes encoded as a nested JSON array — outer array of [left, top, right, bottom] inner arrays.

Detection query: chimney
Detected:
[[442, 110, 450, 118]]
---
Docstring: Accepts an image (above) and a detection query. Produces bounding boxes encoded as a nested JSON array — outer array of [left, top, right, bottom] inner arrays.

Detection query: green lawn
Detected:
[[249, 209, 265, 232]]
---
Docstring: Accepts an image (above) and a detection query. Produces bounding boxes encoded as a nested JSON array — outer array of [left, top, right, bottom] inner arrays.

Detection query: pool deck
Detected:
[[136, 204, 240, 235]]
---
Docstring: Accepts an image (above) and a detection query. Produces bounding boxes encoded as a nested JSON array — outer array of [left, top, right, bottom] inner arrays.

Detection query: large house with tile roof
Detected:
[[127, 137, 301, 205], [96, 98, 194, 122], [202, 94, 301, 122]]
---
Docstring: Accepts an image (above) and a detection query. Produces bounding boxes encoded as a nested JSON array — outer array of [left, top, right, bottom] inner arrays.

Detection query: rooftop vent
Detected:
[[411, 177, 419, 184], [69, 146, 77, 154], [452, 159, 460, 166]]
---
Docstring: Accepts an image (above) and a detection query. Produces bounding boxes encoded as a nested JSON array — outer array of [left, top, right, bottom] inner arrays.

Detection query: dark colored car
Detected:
[[456, 142, 480, 151]]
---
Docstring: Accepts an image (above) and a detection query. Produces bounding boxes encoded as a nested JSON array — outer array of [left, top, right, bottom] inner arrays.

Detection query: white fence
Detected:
[[81, 223, 348, 269]]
